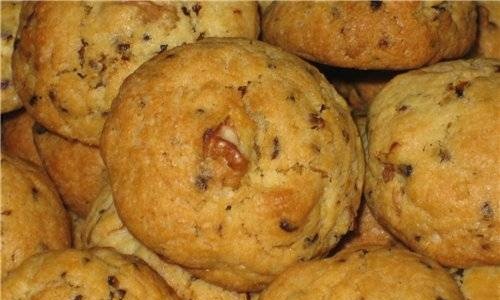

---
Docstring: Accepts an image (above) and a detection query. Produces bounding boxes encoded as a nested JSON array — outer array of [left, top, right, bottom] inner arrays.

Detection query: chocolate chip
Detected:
[[447, 81, 470, 98], [196, 32, 205, 41], [181, 6, 190, 16], [192, 3, 202, 15], [319, 104, 328, 112], [438, 148, 451, 162], [287, 94, 296, 102], [279, 219, 298, 232], [77, 72, 86, 79], [342, 129, 350, 143], [143, 33, 151, 41], [82, 257, 90, 263], [431, 3, 447, 12], [237, 85, 247, 96], [481, 202, 494, 220], [116, 289, 126, 299], [1, 210, 12, 216], [304, 233, 319, 246], [195, 175, 210, 191], [159, 44, 168, 53], [370, 0, 382, 10], [382, 164, 395, 182], [29, 95, 39, 106], [233, 9, 241, 14], [398, 164, 413, 177], [1, 80, 9, 90], [396, 105, 408, 112], [271, 137, 280, 159], [33, 122, 47, 134], [78, 39, 88, 67], [107, 275, 119, 287], [414, 235, 421, 242], [117, 43, 130, 53], [267, 63, 277, 69], [225, 205, 232, 211], [378, 37, 389, 48], [1, 33, 13, 41], [309, 113, 325, 129], [48, 90, 57, 101], [61, 271, 67, 278], [31, 187, 39, 199], [74, 295, 83, 300]]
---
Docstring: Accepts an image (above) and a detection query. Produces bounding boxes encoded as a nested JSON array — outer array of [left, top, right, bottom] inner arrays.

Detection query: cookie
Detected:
[[12, 1, 259, 145], [1, 111, 42, 166], [1, 248, 179, 299], [1, 2, 22, 113], [260, 245, 462, 300], [365, 58, 500, 267], [262, 1, 477, 70], [475, 1, 500, 59], [454, 266, 500, 300], [33, 123, 107, 217], [1, 154, 71, 278], [101, 38, 364, 291], [82, 185, 257, 300]]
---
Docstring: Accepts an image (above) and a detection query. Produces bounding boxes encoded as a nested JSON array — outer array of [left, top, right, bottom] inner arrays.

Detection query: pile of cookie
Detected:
[[1, 2, 498, 299]]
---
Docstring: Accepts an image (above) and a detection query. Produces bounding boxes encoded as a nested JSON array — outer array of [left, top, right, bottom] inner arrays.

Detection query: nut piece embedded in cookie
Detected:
[[101, 38, 364, 292]]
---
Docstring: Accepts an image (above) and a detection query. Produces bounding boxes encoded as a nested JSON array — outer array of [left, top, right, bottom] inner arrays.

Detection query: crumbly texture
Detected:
[[1, 248, 179, 299], [1, 111, 42, 166], [1, 154, 71, 278], [366, 58, 500, 267], [33, 124, 107, 217], [1, 2, 22, 113], [12, 2, 259, 145], [260, 245, 463, 300], [475, 1, 500, 59], [262, 1, 477, 70], [81, 185, 258, 300], [101, 38, 364, 291], [454, 266, 500, 300]]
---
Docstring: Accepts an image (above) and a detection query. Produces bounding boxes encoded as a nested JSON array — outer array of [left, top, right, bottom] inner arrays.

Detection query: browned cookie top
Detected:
[[263, 1, 476, 70], [13, 1, 259, 145], [101, 38, 364, 291]]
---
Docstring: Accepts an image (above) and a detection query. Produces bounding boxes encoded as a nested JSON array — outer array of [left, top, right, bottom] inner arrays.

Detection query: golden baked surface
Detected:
[[260, 246, 462, 300], [1, 2, 22, 113], [82, 185, 256, 300], [1, 248, 179, 300], [1, 154, 70, 277], [457, 266, 500, 300], [13, 1, 259, 145], [101, 38, 364, 291], [33, 124, 107, 217], [366, 58, 500, 267], [1, 111, 42, 166], [263, 1, 477, 69], [476, 1, 500, 59]]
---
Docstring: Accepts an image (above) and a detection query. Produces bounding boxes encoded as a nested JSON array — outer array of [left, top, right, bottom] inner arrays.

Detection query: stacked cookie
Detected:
[[2, 1, 499, 300]]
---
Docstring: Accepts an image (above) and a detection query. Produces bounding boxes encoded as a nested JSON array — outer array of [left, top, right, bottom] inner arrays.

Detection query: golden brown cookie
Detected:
[[1, 154, 71, 278], [12, 1, 259, 145], [475, 1, 500, 59], [33, 123, 107, 217], [366, 58, 500, 267], [1, 2, 22, 113], [101, 38, 364, 291], [1, 111, 42, 166], [1, 248, 179, 300], [260, 245, 463, 300], [263, 1, 477, 70], [453, 266, 500, 300], [82, 185, 257, 300]]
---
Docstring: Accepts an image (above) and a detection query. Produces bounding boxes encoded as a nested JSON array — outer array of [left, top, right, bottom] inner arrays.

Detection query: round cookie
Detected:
[[1, 2, 22, 113], [262, 1, 477, 70], [82, 185, 257, 300], [475, 1, 500, 59], [454, 266, 500, 300], [1, 248, 179, 300], [260, 245, 463, 300], [365, 58, 500, 267], [33, 123, 107, 217], [1, 154, 71, 277], [101, 38, 364, 291], [12, 1, 259, 145], [1, 111, 42, 166]]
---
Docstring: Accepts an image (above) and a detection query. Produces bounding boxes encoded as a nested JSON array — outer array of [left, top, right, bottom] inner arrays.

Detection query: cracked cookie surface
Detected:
[[101, 38, 364, 291], [1, 248, 179, 299], [13, 1, 259, 145], [366, 58, 500, 267]]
